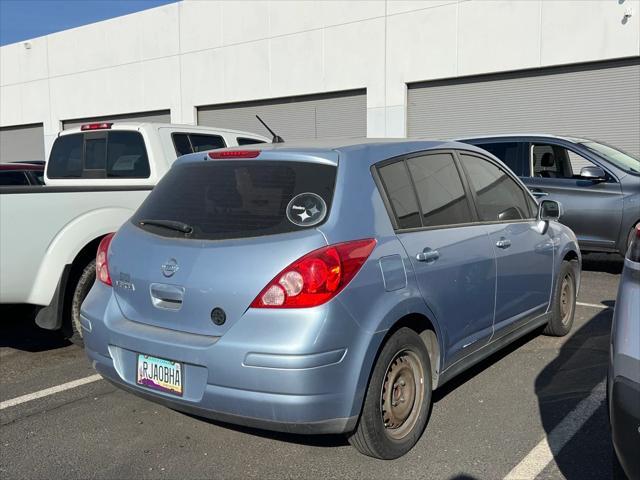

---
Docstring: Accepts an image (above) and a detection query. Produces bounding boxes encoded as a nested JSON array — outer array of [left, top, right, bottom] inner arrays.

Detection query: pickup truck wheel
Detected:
[[67, 259, 96, 346], [543, 260, 576, 337], [348, 327, 431, 459]]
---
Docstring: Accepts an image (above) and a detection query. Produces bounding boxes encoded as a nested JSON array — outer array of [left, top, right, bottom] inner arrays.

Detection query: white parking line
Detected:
[[504, 380, 606, 480], [576, 301, 610, 309], [0, 374, 102, 410]]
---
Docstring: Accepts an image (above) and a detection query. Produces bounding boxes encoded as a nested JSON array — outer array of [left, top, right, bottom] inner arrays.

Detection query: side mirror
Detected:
[[580, 166, 606, 181], [538, 199, 562, 221]]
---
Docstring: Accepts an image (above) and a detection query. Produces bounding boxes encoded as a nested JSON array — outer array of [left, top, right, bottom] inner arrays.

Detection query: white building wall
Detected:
[[1, 0, 638, 155]]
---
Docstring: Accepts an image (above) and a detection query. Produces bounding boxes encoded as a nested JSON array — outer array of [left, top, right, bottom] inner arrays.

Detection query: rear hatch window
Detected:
[[132, 160, 336, 240]]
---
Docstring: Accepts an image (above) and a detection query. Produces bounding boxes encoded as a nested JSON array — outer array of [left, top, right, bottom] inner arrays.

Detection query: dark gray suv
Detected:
[[460, 135, 640, 256]]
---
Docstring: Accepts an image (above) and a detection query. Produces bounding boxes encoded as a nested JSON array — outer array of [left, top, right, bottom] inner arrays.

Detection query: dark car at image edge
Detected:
[[0, 161, 45, 186]]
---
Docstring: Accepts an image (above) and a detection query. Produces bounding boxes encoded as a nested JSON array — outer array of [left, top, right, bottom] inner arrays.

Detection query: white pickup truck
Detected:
[[0, 122, 268, 342]]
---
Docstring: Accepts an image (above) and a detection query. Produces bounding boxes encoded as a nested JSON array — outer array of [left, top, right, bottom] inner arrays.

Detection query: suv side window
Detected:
[[406, 153, 474, 228], [377, 161, 422, 229], [531, 143, 596, 179], [459, 153, 534, 221], [475, 142, 522, 174]]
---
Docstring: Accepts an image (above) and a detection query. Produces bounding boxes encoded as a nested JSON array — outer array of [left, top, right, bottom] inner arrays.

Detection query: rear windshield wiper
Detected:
[[138, 219, 194, 235]]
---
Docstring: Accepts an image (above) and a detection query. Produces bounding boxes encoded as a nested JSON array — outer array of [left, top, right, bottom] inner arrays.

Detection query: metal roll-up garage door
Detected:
[[62, 109, 171, 130], [197, 89, 366, 141], [0, 123, 45, 163], [407, 57, 640, 157]]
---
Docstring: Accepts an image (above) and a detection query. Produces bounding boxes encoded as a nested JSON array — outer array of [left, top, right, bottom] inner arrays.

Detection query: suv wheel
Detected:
[[543, 260, 577, 337], [65, 259, 96, 346], [348, 327, 432, 459]]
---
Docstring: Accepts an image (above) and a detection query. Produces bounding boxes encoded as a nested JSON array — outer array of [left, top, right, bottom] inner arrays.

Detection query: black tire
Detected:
[[65, 259, 96, 346], [348, 327, 432, 459], [543, 260, 577, 337]]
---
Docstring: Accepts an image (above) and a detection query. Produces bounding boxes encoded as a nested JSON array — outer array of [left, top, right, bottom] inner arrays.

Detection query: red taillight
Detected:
[[208, 150, 260, 159], [81, 122, 113, 131], [250, 239, 376, 308], [96, 233, 115, 286]]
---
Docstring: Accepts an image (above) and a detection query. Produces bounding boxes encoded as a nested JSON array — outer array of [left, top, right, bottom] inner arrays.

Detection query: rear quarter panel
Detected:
[[0, 189, 150, 305]]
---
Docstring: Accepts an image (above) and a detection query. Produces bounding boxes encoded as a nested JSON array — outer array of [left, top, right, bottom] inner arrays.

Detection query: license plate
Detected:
[[136, 354, 183, 396]]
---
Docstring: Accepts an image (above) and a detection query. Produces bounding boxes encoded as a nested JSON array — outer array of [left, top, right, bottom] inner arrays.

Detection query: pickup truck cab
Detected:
[[0, 122, 268, 343]]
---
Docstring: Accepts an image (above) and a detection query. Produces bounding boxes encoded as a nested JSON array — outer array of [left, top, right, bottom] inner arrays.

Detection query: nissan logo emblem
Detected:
[[161, 258, 179, 278]]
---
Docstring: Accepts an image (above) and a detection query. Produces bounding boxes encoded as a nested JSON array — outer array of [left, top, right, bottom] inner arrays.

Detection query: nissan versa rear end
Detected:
[[82, 141, 581, 459]]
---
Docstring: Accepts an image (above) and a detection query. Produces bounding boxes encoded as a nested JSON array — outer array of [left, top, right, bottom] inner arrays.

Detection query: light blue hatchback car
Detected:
[[81, 140, 581, 459]]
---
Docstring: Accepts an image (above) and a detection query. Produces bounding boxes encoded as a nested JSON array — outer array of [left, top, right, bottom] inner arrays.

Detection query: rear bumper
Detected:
[[81, 285, 371, 435], [88, 348, 357, 434]]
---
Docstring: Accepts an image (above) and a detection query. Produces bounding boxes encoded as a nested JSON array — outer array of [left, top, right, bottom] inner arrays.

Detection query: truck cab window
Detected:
[[47, 134, 83, 178], [237, 137, 266, 146], [47, 131, 150, 179], [172, 133, 226, 156], [107, 131, 150, 178]]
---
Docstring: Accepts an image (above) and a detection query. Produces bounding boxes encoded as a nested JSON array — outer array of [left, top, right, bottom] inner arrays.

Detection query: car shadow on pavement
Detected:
[[184, 412, 350, 448], [184, 328, 546, 452], [433, 326, 544, 403], [0, 305, 70, 352], [534, 306, 626, 479], [582, 253, 624, 274]]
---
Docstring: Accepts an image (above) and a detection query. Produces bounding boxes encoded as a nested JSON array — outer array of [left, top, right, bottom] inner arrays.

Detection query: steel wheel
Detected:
[[560, 273, 575, 327], [380, 349, 425, 440]]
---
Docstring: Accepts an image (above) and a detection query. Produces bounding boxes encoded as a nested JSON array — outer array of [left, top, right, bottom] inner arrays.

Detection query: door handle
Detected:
[[416, 248, 440, 262], [496, 238, 511, 249], [150, 283, 185, 311], [530, 188, 548, 198]]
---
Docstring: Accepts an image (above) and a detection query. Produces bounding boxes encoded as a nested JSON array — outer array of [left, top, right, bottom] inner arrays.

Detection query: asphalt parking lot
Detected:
[[0, 254, 628, 480]]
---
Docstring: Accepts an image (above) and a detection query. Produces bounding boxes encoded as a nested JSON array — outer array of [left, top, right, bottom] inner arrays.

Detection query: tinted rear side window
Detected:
[[377, 161, 421, 229], [406, 153, 474, 227], [459, 153, 533, 221], [133, 161, 336, 240]]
